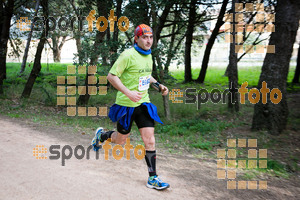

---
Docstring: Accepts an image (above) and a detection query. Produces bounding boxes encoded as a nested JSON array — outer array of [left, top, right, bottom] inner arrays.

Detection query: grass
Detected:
[[1, 62, 300, 179], [2, 62, 299, 134], [241, 159, 291, 180], [170, 65, 296, 87], [155, 118, 235, 151]]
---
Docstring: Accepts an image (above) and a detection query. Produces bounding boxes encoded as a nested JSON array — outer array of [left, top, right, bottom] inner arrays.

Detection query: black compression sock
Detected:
[[100, 131, 114, 142], [145, 150, 157, 177]]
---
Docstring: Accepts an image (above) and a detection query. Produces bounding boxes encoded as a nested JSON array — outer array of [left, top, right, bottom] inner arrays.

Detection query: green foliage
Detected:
[[170, 65, 297, 87], [191, 140, 220, 151], [2, 62, 299, 163], [240, 159, 291, 180], [155, 119, 233, 151], [256, 159, 290, 179]]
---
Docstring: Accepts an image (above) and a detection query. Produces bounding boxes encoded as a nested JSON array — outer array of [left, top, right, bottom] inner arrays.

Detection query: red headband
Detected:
[[134, 24, 153, 43]]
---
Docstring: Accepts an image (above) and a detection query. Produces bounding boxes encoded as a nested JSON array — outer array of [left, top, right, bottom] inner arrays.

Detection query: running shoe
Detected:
[[146, 175, 170, 190], [91, 127, 104, 151]]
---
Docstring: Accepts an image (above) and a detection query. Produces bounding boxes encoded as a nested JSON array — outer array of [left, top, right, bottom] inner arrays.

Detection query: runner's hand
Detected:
[[159, 84, 169, 96], [127, 91, 143, 102]]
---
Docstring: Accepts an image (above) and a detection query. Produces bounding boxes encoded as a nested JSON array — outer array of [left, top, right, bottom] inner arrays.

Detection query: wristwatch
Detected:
[[151, 82, 161, 92]]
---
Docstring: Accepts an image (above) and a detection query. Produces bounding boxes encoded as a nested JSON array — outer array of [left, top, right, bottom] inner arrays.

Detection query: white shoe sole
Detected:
[[92, 127, 104, 146], [95, 127, 104, 136], [146, 183, 170, 190]]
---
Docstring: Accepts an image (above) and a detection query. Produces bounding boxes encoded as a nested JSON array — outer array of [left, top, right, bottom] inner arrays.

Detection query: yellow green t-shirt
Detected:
[[109, 48, 152, 107]]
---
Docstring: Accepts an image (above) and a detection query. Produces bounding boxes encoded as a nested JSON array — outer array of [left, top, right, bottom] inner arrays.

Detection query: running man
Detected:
[[91, 24, 170, 190]]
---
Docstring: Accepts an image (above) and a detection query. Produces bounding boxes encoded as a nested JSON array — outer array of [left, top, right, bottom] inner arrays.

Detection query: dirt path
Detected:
[[0, 116, 299, 200]]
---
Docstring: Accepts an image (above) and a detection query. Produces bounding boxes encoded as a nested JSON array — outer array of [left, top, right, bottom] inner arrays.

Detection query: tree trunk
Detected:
[[107, 0, 122, 66], [292, 41, 300, 83], [164, 21, 177, 74], [9, 38, 21, 62], [110, 0, 122, 66], [227, 0, 239, 112], [70, 1, 84, 65], [0, 0, 14, 95], [224, 2, 258, 77], [150, 1, 173, 81], [52, 35, 66, 63], [184, 0, 196, 83], [113, 0, 122, 43], [75, 36, 83, 64], [150, 2, 160, 81], [150, 1, 174, 119], [20, 0, 40, 74], [21, 0, 49, 98], [163, 95, 171, 121], [196, 0, 228, 83], [252, 0, 300, 135], [53, 48, 61, 63], [77, 0, 107, 105], [147, 2, 173, 119]]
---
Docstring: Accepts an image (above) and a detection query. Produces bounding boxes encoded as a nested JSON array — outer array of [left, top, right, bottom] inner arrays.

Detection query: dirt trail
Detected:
[[0, 116, 299, 200]]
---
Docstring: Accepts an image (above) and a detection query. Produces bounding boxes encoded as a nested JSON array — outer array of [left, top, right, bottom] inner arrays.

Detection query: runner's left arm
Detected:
[[150, 76, 169, 96]]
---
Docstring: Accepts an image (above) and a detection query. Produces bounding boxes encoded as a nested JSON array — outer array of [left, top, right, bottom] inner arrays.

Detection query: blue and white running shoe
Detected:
[[146, 175, 170, 190], [91, 127, 104, 151]]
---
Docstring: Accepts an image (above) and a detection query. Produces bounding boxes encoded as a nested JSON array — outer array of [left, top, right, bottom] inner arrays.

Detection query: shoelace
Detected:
[[153, 176, 163, 183], [96, 130, 102, 140]]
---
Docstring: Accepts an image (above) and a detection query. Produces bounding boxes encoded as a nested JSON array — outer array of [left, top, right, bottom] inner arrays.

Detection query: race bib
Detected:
[[138, 75, 150, 91]]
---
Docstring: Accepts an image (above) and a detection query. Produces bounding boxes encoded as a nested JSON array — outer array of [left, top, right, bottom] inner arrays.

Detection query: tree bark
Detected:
[[150, 1, 173, 120], [75, 36, 83, 64], [21, 0, 49, 98], [69, 0, 84, 65], [184, 0, 196, 83], [252, 0, 300, 135], [52, 35, 66, 63], [292, 41, 300, 83], [164, 22, 176, 74], [0, 0, 14, 94], [9, 38, 21, 62], [53, 48, 61, 63], [77, 0, 107, 105], [150, 1, 173, 80], [110, 0, 122, 64], [163, 95, 171, 121], [20, 0, 40, 73], [224, 3, 259, 77], [227, 0, 239, 112], [150, 1, 159, 81], [196, 0, 228, 83]]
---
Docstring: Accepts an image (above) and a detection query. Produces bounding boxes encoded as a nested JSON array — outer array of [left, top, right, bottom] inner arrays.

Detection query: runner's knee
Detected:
[[144, 137, 155, 149]]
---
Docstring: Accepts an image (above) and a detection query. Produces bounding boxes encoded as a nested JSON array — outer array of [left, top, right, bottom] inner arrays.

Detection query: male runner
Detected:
[[91, 24, 170, 190]]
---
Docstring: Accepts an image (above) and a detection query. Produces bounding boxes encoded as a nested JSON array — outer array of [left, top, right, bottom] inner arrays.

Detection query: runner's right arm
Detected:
[[107, 73, 142, 103]]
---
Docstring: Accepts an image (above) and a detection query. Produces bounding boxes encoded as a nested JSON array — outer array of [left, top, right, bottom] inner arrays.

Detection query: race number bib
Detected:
[[138, 75, 150, 91]]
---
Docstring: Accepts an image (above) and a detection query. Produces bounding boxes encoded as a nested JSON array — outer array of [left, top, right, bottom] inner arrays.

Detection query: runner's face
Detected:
[[136, 34, 153, 50]]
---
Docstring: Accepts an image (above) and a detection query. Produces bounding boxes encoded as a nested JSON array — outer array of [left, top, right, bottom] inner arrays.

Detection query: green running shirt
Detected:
[[109, 48, 152, 107]]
